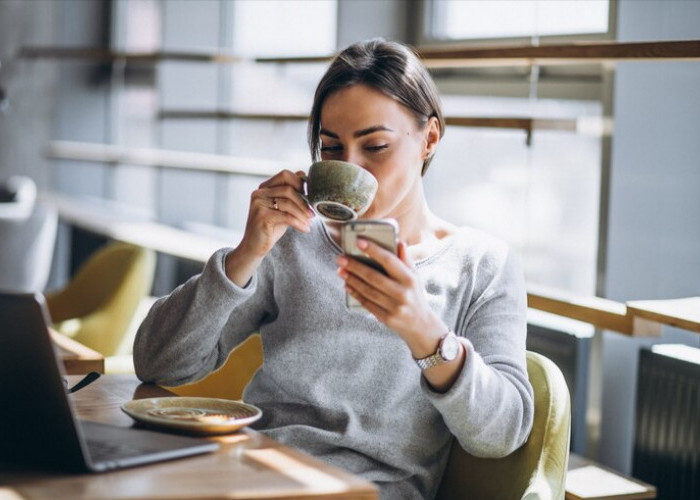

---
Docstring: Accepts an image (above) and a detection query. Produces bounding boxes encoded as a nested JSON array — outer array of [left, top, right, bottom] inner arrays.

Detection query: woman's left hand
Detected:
[[337, 238, 448, 358]]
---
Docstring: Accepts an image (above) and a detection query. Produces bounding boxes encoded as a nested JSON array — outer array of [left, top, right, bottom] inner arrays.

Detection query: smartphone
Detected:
[[341, 219, 399, 310]]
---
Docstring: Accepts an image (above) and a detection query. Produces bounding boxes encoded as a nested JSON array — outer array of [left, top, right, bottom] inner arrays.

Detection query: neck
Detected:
[[393, 198, 433, 247]]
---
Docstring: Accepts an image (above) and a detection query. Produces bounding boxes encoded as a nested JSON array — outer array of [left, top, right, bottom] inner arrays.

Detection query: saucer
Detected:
[[121, 397, 262, 435]]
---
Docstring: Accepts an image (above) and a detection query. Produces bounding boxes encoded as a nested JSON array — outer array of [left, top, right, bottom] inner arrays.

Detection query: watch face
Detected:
[[440, 334, 460, 361]]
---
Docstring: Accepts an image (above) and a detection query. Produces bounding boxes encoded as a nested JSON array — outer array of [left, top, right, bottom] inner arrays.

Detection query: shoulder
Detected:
[[448, 226, 523, 287], [449, 225, 512, 265], [426, 214, 511, 266]]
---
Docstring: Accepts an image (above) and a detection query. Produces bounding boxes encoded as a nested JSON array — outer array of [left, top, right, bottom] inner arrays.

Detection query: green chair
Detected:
[[167, 346, 570, 500], [46, 242, 156, 357], [436, 351, 571, 500]]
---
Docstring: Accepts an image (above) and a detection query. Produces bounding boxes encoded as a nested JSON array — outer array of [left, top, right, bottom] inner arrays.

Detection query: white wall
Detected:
[[337, 0, 408, 47], [600, 0, 700, 473], [0, 0, 58, 189]]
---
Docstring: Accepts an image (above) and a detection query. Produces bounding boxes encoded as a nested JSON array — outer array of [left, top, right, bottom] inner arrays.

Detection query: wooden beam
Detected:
[[256, 39, 700, 67], [157, 110, 580, 134], [158, 110, 309, 122], [418, 39, 700, 68], [526, 286, 661, 337], [19, 47, 243, 64], [22, 40, 700, 68]]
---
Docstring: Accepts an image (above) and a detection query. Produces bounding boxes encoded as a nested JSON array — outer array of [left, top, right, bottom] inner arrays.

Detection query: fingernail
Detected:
[[337, 268, 348, 279], [337, 256, 348, 267], [356, 238, 368, 250]]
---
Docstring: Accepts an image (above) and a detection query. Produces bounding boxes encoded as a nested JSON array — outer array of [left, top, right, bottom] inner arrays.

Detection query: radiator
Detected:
[[527, 310, 593, 454], [633, 345, 700, 500]]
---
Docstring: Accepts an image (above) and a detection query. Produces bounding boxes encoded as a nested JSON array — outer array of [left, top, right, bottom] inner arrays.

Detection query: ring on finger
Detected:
[[272, 197, 279, 210]]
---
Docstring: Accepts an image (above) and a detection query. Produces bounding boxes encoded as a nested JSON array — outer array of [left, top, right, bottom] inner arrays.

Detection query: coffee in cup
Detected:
[[305, 160, 378, 221]]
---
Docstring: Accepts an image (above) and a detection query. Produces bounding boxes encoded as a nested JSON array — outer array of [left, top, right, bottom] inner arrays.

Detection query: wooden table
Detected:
[[566, 453, 656, 500], [626, 296, 700, 334], [0, 375, 378, 499], [51, 328, 105, 375]]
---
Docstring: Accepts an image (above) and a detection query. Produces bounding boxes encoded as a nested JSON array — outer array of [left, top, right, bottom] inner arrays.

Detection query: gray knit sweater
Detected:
[[133, 218, 534, 499]]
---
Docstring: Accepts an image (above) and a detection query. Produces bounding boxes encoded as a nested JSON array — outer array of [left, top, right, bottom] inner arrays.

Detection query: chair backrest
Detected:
[[166, 347, 570, 500], [168, 334, 264, 400], [436, 351, 571, 500], [0, 201, 58, 292], [46, 242, 156, 356]]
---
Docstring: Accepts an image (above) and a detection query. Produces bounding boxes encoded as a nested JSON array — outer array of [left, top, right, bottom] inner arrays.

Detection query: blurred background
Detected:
[[1, 0, 698, 489]]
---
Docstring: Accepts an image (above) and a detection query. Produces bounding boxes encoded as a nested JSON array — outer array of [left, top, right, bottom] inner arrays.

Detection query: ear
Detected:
[[422, 116, 440, 160]]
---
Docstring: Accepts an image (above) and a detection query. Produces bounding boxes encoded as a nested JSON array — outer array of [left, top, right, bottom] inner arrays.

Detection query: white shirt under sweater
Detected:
[[134, 218, 534, 499]]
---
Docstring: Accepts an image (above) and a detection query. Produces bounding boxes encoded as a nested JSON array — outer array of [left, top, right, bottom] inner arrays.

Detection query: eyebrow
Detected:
[[320, 125, 395, 139]]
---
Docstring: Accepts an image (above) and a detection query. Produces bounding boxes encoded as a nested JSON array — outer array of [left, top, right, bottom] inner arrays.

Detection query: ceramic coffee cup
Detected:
[[305, 160, 378, 221]]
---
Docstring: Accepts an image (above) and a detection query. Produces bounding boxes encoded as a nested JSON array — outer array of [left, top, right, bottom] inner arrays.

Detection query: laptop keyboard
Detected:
[[86, 439, 149, 461]]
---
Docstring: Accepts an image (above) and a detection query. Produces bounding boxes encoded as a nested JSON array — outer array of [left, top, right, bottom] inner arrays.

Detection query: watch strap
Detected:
[[414, 332, 457, 371]]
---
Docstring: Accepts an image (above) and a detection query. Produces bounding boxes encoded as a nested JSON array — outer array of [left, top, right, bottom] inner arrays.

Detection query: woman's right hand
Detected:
[[225, 170, 314, 286]]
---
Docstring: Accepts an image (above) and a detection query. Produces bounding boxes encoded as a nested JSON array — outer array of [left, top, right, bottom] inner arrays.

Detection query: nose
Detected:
[[340, 149, 359, 165]]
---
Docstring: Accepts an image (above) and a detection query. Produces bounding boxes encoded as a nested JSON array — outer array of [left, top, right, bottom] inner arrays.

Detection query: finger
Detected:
[[339, 255, 401, 291], [250, 190, 311, 233], [354, 238, 414, 287], [343, 271, 397, 312], [258, 185, 314, 219], [346, 285, 390, 320], [259, 169, 306, 192], [338, 256, 405, 309], [265, 205, 312, 233], [268, 195, 309, 220], [397, 240, 413, 267], [345, 280, 394, 319]]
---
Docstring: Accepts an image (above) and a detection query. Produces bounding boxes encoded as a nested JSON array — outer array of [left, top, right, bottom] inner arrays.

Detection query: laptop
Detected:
[[0, 292, 219, 472]]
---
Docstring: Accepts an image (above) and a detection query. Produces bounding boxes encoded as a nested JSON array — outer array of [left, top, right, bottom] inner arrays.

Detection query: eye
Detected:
[[366, 144, 389, 152], [320, 145, 342, 152]]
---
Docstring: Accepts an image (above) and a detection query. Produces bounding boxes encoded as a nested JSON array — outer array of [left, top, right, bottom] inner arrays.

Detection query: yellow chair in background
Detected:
[[167, 334, 263, 401], [46, 241, 156, 357], [436, 351, 571, 500]]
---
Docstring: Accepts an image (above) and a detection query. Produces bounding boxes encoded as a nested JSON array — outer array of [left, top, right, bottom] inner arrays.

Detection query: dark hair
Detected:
[[308, 39, 445, 176]]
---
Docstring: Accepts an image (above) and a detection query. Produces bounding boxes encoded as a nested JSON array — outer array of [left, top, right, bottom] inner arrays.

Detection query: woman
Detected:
[[134, 39, 533, 499]]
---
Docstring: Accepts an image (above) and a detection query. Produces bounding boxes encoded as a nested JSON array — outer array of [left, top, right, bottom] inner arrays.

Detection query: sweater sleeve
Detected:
[[133, 248, 277, 386], [421, 247, 534, 458]]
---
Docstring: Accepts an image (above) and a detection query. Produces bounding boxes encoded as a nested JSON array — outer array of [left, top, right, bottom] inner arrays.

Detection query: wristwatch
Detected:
[[414, 331, 460, 370]]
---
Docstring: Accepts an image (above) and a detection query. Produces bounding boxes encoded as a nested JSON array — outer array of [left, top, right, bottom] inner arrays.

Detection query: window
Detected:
[[232, 0, 337, 57], [420, 0, 612, 295], [429, 0, 610, 41], [424, 96, 603, 295]]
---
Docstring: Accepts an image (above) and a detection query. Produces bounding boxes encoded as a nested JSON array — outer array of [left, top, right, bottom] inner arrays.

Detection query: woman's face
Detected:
[[319, 84, 438, 220]]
